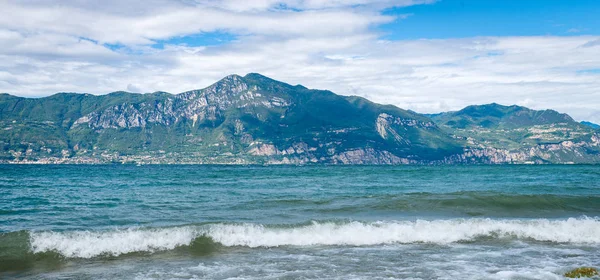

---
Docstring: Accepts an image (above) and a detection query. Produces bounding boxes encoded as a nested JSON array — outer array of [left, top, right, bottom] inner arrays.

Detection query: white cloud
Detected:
[[0, 0, 398, 45], [0, 0, 599, 123]]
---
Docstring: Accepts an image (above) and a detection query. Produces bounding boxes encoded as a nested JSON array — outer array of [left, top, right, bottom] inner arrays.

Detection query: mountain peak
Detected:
[[243, 73, 267, 79], [242, 73, 298, 93], [213, 74, 245, 85], [581, 121, 600, 129], [202, 74, 248, 94], [243, 73, 281, 84], [222, 73, 243, 80], [0, 93, 19, 99], [433, 103, 578, 129]]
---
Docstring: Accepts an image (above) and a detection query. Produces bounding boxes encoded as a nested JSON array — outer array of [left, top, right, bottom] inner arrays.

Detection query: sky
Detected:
[[1, 0, 600, 123]]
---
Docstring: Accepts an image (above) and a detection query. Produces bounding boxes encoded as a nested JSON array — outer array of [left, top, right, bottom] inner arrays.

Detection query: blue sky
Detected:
[[154, 32, 239, 49], [158, 0, 600, 46], [382, 0, 600, 39], [0, 0, 599, 122]]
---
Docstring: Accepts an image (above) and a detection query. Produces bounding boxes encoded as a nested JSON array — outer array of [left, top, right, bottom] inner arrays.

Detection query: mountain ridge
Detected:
[[1, 74, 599, 164], [581, 121, 600, 130]]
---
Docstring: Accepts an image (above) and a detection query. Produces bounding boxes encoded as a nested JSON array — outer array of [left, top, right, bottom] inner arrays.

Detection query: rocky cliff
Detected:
[[1, 74, 599, 164]]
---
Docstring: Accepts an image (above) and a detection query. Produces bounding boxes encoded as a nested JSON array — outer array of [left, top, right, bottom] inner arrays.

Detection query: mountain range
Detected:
[[1, 73, 599, 164]]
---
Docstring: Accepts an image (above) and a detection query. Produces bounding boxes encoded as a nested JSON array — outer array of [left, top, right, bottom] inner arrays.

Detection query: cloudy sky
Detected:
[[1, 0, 600, 122]]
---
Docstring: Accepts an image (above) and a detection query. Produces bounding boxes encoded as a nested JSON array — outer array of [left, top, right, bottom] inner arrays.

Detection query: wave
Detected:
[[208, 217, 600, 247], [310, 192, 600, 216], [13, 217, 598, 259]]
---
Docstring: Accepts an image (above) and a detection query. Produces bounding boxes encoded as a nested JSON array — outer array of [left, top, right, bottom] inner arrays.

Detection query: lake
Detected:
[[1, 165, 599, 279]]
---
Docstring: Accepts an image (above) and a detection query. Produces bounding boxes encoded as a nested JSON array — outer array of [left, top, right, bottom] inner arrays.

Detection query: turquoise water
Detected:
[[1, 165, 599, 279]]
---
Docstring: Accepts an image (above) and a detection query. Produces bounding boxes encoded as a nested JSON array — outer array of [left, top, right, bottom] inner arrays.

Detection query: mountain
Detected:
[[0, 73, 462, 164], [581, 121, 600, 130], [1, 74, 599, 164], [430, 103, 579, 129], [429, 103, 600, 164]]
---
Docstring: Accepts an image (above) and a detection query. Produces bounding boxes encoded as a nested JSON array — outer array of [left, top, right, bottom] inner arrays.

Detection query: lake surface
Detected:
[[1, 165, 599, 279]]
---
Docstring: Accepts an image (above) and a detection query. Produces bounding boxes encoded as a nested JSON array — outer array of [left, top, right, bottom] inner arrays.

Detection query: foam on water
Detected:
[[208, 217, 600, 247], [29, 217, 600, 258], [30, 227, 197, 258]]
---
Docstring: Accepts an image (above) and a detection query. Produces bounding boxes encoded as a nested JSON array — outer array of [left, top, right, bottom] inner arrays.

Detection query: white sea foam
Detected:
[[30, 217, 600, 258], [207, 217, 600, 247], [30, 227, 197, 258]]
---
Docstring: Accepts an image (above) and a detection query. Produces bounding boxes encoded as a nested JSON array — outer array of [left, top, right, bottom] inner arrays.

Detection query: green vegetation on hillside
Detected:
[[1, 76, 599, 164], [429, 103, 600, 163]]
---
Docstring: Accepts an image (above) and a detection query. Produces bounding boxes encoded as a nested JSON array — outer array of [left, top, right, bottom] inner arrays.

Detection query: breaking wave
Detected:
[[5, 217, 598, 260]]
